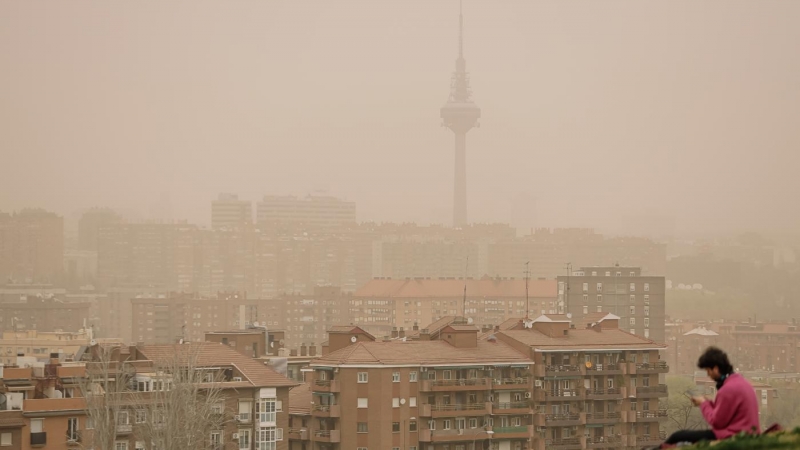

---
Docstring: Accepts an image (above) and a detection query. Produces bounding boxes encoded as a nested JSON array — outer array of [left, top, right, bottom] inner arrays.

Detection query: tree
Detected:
[[665, 376, 707, 436], [81, 343, 227, 450]]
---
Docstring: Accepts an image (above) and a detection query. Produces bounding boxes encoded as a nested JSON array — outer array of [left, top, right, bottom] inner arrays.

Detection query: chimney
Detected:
[[290, 349, 298, 357], [420, 329, 430, 341], [309, 345, 317, 357], [412, 323, 419, 332], [300, 343, 308, 357], [392, 327, 399, 339], [399, 327, 405, 339]]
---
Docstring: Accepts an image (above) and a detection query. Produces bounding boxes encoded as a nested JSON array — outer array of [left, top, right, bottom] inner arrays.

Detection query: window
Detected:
[[630, 306, 635, 315], [630, 329, 636, 334], [583, 306, 588, 315], [357, 448, 368, 450], [135, 410, 147, 424], [607, 378, 614, 388], [358, 422, 369, 433], [582, 283, 588, 293], [393, 398, 400, 408], [409, 420, 417, 432], [596, 283, 603, 292], [117, 411, 130, 425], [644, 295, 650, 304], [238, 429, 251, 450], [644, 283, 650, 292], [443, 370, 452, 380], [392, 372, 400, 383], [643, 376, 650, 387], [409, 371, 418, 382], [591, 271, 597, 276], [393, 422, 400, 433], [630, 283, 636, 292], [597, 295, 603, 303], [644, 318, 650, 327], [644, 306, 650, 316], [630, 401, 638, 411], [135, 442, 146, 450], [256, 398, 277, 423], [85, 418, 94, 430], [255, 426, 281, 450], [116, 443, 128, 450], [358, 398, 368, 408], [410, 397, 417, 407], [630, 295, 636, 303], [644, 329, 650, 338], [67, 417, 79, 441], [514, 417, 522, 426], [358, 372, 368, 383], [456, 418, 465, 430], [0, 433, 10, 447], [428, 420, 436, 430], [210, 431, 222, 448], [238, 401, 252, 422], [597, 306, 602, 313], [443, 420, 451, 430], [630, 317, 636, 325], [469, 418, 477, 428]]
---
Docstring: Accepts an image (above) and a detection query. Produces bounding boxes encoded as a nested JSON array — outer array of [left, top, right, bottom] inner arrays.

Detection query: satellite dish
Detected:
[[400, 398, 406, 405], [566, 313, 572, 319], [350, 336, 357, 343], [523, 319, 534, 329], [270, 342, 275, 348], [585, 361, 593, 369], [279, 339, 285, 346], [90, 339, 97, 346]]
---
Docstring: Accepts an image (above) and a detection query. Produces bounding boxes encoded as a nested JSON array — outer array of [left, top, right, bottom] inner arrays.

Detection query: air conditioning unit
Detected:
[[457, 429, 464, 435], [488, 395, 494, 402], [233, 377, 242, 382], [525, 392, 532, 399], [494, 379, 502, 384], [232, 433, 239, 440], [234, 415, 241, 421], [534, 380, 542, 387]]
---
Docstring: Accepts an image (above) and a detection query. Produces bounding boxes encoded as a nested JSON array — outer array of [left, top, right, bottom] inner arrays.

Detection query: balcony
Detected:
[[420, 378, 491, 392], [313, 379, 341, 393], [313, 429, 341, 443], [634, 409, 668, 422], [635, 432, 667, 447], [585, 388, 624, 400], [586, 436, 623, 449], [585, 363, 623, 375], [491, 425, 532, 439], [635, 384, 668, 398], [492, 377, 530, 390], [585, 412, 622, 425], [543, 388, 584, 401], [116, 423, 133, 434], [288, 428, 309, 440], [493, 401, 530, 414], [637, 361, 669, 374], [30, 432, 47, 447], [543, 365, 582, 377], [546, 438, 583, 450], [427, 429, 495, 443], [544, 413, 583, 427], [431, 402, 490, 418], [312, 404, 341, 418]]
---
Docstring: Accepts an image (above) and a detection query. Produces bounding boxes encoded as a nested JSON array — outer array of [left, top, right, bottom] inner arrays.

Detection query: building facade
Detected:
[[558, 267, 666, 342], [0, 209, 64, 285], [212, 193, 252, 230], [256, 196, 356, 229]]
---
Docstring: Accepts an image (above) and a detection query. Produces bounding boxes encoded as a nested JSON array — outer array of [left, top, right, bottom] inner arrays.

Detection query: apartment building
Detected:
[[495, 313, 669, 450], [0, 330, 94, 366], [351, 277, 557, 338], [664, 323, 720, 376], [0, 297, 91, 335], [212, 193, 253, 230], [256, 195, 356, 229], [281, 287, 351, 350], [0, 209, 64, 285], [304, 325, 534, 450], [292, 313, 668, 450], [558, 266, 666, 342]]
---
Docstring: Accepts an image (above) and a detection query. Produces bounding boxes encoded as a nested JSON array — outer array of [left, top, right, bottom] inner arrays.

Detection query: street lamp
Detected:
[[472, 425, 494, 450]]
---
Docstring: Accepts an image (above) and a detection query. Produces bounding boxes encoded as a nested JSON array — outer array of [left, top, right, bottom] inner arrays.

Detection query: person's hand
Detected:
[[691, 396, 706, 406]]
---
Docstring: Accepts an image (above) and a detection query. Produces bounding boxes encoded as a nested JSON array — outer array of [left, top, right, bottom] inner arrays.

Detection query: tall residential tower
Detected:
[[441, 3, 480, 228]]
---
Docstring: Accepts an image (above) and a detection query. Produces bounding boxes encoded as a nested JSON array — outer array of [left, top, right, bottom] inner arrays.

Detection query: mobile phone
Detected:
[[684, 390, 694, 398]]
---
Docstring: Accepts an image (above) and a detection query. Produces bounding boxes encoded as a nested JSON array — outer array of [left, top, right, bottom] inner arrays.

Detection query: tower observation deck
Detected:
[[440, 2, 480, 228]]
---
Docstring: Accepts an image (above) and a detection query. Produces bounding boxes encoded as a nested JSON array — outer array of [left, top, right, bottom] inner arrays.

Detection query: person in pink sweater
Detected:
[[662, 347, 760, 446]]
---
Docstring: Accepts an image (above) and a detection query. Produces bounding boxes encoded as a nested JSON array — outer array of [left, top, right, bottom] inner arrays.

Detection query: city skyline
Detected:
[[2, 2, 799, 237]]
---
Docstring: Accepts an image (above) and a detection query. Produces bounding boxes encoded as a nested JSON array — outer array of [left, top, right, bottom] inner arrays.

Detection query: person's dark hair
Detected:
[[697, 347, 733, 374]]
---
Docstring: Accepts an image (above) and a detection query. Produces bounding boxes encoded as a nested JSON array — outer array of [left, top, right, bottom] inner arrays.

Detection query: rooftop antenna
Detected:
[[524, 262, 530, 319]]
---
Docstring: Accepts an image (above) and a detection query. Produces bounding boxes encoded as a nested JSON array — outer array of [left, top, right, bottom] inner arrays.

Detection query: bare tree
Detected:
[[664, 377, 707, 436], [81, 344, 228, 450]]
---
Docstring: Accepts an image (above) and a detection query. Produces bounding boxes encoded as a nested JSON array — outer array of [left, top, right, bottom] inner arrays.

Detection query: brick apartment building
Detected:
[[0, 209, 64, 285], [0, 297, 91, 335], [293, 314, 668, 450], [558, 266, 666, 342]]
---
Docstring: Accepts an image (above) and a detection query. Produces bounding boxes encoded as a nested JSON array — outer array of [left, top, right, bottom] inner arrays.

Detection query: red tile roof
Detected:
[[138, 342, 297, 388], [354, 278, 557, 299], [499, 328, 666, 351], [289, 383, 312, 415], [311, 340, 530, 367]]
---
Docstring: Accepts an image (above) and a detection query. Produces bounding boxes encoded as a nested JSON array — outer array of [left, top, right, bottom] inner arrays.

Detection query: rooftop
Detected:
[[499, 327, 665, 352], [354, 277, 557, 299]]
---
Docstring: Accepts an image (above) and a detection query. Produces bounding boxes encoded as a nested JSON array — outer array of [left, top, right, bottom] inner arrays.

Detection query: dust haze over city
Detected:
[[1, 2, 800, 449]]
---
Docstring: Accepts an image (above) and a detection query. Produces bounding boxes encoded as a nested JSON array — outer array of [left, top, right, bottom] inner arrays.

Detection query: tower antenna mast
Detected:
[[462, 256, 469, 319], [525, 261, 530, 319]]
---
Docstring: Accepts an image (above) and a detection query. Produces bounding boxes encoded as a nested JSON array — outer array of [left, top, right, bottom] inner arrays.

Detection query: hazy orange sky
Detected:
[[1, 1, 798, 236]]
